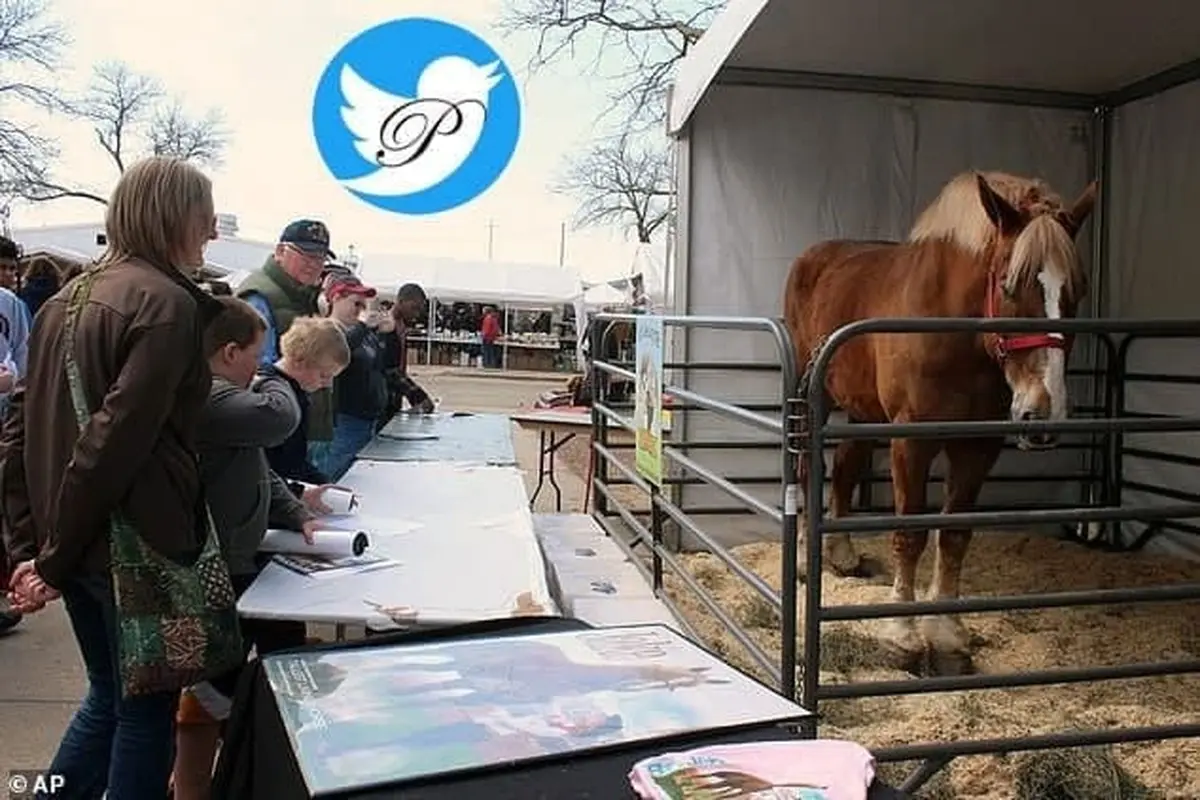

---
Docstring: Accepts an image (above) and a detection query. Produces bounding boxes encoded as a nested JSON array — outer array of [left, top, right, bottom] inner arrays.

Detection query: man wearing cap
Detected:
[[238, 220, 338, 463], [323, 274, 388, 479]]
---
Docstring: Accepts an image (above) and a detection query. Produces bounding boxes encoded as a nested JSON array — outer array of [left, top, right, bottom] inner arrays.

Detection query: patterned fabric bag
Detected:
[[63, 267, 243, 698]]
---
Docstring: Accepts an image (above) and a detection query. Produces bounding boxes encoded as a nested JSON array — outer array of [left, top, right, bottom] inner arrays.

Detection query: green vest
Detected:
[[237, 258, 334, 442]]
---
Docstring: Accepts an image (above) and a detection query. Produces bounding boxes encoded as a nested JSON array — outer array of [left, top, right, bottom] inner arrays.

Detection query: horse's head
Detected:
[[976, 174, 1097, 450]]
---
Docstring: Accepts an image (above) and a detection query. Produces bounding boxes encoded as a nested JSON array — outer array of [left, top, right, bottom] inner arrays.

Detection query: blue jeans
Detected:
[[327, 413, 378, 481], [45, 574, 179, 799], [482, 341, 501, 368]]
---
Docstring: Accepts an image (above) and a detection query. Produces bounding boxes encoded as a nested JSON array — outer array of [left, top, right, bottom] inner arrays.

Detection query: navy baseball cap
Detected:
[[279, 219, 335, 259]]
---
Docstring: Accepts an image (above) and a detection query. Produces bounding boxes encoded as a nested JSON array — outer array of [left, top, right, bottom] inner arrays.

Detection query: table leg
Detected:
[[335, 623, 346, 642], [528, 429, 576, 512], [583, 436, 595, 513], [547, 432, 563, 512], [529, 429, 550, 508]]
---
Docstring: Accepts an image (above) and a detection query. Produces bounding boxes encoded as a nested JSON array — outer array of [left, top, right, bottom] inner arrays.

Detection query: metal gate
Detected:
[[800, 316, 1200, 792]]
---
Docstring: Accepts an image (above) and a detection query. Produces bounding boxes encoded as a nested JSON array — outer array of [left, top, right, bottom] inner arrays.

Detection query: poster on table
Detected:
[[634, 315, 665, 487], [262, 624, 809, 796]]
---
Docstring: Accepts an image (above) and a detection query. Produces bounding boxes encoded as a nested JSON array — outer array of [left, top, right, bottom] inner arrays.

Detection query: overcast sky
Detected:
[[6, 0, 649, 281]]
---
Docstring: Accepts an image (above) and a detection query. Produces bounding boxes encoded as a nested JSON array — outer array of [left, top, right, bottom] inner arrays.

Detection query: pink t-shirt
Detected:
[[629, 739, 876, 800]]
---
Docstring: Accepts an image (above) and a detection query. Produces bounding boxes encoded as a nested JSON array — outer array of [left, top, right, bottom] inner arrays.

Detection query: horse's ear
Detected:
[[1059, 180, 1099, 238], [976, 174, 1023, 235]]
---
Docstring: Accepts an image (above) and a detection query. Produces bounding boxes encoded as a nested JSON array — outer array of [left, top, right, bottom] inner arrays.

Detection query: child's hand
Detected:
[[300, 520, 319, 546], [301, 484, 335, 515]]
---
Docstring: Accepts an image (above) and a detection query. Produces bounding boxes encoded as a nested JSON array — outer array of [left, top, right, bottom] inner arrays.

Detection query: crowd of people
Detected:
[[0, 156, 438, 799]]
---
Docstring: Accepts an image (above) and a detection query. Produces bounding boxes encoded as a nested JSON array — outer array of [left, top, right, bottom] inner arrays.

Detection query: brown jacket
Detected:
[[1, 258, 219, 591]]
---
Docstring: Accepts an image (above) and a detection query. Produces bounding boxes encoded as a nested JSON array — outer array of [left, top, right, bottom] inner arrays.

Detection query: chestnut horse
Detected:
[[784, 171, 1097, 668]]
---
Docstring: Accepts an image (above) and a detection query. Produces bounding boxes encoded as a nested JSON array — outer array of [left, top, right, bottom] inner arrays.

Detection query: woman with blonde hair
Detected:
[[1, 156, 242, 799]]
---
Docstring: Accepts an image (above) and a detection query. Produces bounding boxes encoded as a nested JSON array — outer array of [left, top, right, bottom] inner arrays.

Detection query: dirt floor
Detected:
[[666, 534, 1200, 799], [524, 375, 1200, 798]]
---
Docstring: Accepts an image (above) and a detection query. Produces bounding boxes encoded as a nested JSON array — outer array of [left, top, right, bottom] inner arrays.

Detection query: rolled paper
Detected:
[[259, 529, 370, 558], [323, 487, 358, 515], [292, 483, 360, 515]]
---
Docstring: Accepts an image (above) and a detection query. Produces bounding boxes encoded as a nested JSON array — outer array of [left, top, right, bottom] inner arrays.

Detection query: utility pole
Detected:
[[558, 221, 566, 266], [487, 219, 496, 260]]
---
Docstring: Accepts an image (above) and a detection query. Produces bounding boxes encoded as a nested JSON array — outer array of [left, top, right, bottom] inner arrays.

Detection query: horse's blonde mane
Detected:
[[909, 170, 1082, 294]]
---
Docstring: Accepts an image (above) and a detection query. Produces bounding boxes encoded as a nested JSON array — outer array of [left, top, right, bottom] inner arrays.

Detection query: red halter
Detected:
[[984, 269, 1065, 362]]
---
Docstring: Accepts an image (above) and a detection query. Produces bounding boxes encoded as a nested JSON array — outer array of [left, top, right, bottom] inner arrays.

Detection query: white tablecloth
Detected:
[[237, 461, 558, 627]]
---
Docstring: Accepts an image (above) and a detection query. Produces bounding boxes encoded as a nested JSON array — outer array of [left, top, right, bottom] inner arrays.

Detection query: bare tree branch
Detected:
[[500, 1, 720, 238], [7, 58, 231, 205], [498, 0, 721, 133], [554, 135, 672, 243], [79, 61, 162, 174], [149, 101, 227, 167], [0, 0, 68, 195]]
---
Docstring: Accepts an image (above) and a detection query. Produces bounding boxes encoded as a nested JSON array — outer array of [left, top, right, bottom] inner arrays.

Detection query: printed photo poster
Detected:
[[635, 315, 665, 487], [262, 624, 810, 796]]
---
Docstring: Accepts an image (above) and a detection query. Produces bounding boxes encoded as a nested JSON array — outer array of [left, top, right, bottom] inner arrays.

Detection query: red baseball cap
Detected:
[[325, 275, 377, 302]]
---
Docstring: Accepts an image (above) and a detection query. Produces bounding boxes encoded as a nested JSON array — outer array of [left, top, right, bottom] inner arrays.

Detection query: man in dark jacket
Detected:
[[378, 283, 435, 424]]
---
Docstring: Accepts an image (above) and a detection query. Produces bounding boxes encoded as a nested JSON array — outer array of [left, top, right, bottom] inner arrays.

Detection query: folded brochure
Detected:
[[272, 551, 397, 578]]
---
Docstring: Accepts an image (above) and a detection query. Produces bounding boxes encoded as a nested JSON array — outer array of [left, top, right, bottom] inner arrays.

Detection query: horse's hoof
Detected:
[[925, 647, 975, 677], [879, 619, 925, 672], [918, 615, 976, 676], [827, 555, 881, 579]]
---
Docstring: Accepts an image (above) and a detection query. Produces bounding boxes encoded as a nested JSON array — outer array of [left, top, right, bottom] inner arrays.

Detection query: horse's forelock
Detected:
[[1004, 213, 1083, 299]]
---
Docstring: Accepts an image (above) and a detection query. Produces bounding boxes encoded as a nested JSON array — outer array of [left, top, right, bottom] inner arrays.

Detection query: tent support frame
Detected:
[[675, 56, 1200, 550], [710, 55, 1200, 113], [713, 66, 1095, 109]]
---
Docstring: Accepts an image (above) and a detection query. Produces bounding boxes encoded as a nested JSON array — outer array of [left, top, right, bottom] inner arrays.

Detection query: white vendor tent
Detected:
[[9, 222, 272, 288], [630, 243, 667, 306], [580, 281, 627, 309], [358, 253, 582, 308], [666, 0, 1200, 557]]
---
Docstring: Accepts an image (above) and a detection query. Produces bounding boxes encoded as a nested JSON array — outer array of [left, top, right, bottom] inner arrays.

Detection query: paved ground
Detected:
[[0, 366, 588, 772]]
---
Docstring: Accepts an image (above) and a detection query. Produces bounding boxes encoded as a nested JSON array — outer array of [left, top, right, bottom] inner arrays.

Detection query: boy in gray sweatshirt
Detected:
[[173, 296, 320, 799]]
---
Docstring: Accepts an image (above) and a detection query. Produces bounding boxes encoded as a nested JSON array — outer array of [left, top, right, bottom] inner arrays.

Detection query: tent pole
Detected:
[[502, 303, 511, 371], [426, 297, 435, 366]]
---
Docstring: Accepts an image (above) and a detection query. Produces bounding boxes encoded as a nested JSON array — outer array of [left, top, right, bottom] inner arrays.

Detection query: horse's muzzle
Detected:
[[1016, 410, 1059, 450]]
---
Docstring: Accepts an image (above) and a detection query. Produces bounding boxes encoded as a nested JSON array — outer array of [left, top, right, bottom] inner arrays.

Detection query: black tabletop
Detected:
[[212, 617, 906, 800]]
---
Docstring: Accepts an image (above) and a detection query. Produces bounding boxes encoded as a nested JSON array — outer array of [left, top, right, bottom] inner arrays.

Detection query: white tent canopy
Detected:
[[630, 243, 666, 304], [10, 222, 273, 287], [668, 0, 1200, 558], [9, 223, 585, 308], [358, 253, 582, 308], [580, 282, 627, 309], [669, 0, 1200, 133]]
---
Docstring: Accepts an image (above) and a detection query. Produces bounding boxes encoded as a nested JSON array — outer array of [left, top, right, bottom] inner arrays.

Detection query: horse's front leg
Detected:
[[826, 439, 877, 577], [920, 437, 1004, 675], [883, 437, 938, 659]]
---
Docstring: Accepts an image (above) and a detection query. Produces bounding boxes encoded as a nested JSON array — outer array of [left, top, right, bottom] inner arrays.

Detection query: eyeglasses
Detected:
[[283, 244, 326, 264]]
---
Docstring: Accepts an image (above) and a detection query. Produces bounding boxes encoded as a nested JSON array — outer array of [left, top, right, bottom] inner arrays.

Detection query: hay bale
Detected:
[[1013, 746, 1162, 800]]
